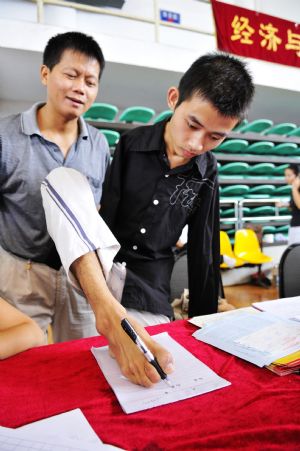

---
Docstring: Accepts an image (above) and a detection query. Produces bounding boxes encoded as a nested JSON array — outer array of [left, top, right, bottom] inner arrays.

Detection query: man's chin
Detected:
[[64, 109, 83, 121]]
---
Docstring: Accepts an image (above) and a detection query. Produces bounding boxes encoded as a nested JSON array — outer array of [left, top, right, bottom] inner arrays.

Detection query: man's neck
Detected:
[[37, 104, 79, 158], [164, 122, 190, 169]]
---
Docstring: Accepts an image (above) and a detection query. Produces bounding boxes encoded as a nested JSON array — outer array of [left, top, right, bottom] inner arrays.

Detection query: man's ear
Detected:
[[167, 87, 179, 111], [40, 65, 50, 86]]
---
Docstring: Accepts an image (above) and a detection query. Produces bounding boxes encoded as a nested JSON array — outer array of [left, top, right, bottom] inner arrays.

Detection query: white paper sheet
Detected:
[[91, 332, 230, 414], [193, 311, 300, 367], [252, 296, 300, 322], [0, 426, 106, 451], [0, 409, 123, 451], [235, 322, 300, 354], [19, 409, 102, 445], [189, 306, 257, 328]]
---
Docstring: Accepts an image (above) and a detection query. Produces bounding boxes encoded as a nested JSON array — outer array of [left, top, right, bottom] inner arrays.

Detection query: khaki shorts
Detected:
[[0, 246, 98, 342]]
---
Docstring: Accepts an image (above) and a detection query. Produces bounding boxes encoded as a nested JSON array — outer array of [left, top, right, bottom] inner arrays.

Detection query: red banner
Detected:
[[211, 0, 300, 68]]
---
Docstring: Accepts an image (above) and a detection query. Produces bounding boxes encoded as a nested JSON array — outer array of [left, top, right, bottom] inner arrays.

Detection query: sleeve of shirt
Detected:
[[40, 167, 122, 291], [187, 158, 220, 317], [100, 134, 125, 229]]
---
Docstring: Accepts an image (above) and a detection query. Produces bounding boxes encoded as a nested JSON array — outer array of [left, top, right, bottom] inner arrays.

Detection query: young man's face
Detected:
[[165, 88, 239, 163], [41, 49, 100, 120]]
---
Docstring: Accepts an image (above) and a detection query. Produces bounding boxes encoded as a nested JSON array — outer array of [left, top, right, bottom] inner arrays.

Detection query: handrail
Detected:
[[220, 197, 291, 230], [34, 0, 213, 41]]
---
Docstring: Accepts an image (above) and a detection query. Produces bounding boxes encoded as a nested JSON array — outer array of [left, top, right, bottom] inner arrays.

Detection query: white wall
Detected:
[[0, 0, 299, 118], [0, 0, 299, 90]]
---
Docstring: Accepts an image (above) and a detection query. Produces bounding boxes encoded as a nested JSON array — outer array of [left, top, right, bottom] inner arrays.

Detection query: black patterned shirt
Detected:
[[100, 119, 220, 317]]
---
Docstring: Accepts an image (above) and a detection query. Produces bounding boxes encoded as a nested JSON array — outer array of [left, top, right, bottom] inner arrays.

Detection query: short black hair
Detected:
[[176, 52, 254, 119], [287, 164, 299, 176], [43, 31, 105, 79]]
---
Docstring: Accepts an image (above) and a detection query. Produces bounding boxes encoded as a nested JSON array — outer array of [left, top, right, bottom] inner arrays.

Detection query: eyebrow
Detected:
[[63, 66, 98, 80], [189, 115, 228, 137]]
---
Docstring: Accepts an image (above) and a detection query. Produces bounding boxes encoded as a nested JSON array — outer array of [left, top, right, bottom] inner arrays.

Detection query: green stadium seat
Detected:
[[278, 207, 291, 215], [247, 163, 275, 175], [273, 143, 300, 156], [83, 103, 118, 121], [119, 106, 155, 123], [263, 226, 277, 234], [248, 185, 276, 195], [238, 119, 273, 134], [100, 129, 120, 147], [222, 220, 236, 225], [276, 225, 289, 233], [263, 123, 297, 136], [226, 229, 235, 237], [220, 208, 235, 218], [232, 118, 248, 132], [215, 139, 249, 154], [245, 194, 270, 199], [242, 207, 251, 216], [246, 141, 275, 155], [221, 208, 250, 218], [272, 164, 289, 176], [245, 206, 276, 216], [153, 110, 173, 123], [220, 185, 250, 197], [218, 162, 249, 175], [287, 126, 300, 137], [274, 185, 292, 195]]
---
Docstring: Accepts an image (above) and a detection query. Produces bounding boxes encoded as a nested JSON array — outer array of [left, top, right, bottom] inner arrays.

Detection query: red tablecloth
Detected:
[[0, 320, 299, 450]]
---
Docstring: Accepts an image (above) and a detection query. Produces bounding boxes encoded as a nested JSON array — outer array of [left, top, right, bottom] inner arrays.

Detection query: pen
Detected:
[[121, 318, 172, 386]]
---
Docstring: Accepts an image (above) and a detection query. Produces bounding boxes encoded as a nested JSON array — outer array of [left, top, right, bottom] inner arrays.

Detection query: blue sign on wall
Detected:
[[160, 10, 181, 24]]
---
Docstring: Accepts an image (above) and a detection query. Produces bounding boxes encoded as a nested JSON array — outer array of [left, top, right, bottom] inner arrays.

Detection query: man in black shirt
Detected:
[[42, 52, 254, 387], [100, 53, 254, 319]]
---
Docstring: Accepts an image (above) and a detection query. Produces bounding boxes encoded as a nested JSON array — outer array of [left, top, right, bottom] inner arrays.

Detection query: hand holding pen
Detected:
[[121, 318, 173, 386]]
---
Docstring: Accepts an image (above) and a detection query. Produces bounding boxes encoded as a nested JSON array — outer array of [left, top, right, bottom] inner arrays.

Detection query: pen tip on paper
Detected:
[[164, 377, 173, 387]]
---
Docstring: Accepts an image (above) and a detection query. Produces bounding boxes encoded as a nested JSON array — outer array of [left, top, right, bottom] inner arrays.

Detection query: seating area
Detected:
[[231, 118, 299, 137], [216, 119, 300, 245], [220, 197, 290, 242], [84, 102, 172, 125], [215, 139, 300, 157]]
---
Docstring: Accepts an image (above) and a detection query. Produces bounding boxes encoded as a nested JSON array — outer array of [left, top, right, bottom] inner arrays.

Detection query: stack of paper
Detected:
[[252, 296, 300, 375], [189, 306, 257, 328], [266, 350, 300, 376], [252, 295, 300, 323], [193, 310, 300, 370]]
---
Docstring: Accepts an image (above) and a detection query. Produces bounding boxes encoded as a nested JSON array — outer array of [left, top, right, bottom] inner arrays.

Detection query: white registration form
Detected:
[[91, 332, 230, 414]]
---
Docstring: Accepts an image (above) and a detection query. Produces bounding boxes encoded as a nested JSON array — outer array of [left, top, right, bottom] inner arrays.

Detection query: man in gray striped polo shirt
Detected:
[[0, 31, 110, 342]]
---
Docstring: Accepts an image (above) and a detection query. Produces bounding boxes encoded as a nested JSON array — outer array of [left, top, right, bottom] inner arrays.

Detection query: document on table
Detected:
[[19, 408, 102, 444], [0, 409, 123, 450], [252, 296, 300, 322], [189, 306, 257, 328], [193, 310, 300, 367], [91, 332, 230, 414]]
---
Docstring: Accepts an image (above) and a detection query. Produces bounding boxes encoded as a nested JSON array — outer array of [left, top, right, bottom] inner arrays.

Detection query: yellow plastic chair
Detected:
[[234, 229, 272, 264], [220, 231, 244, 268]]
